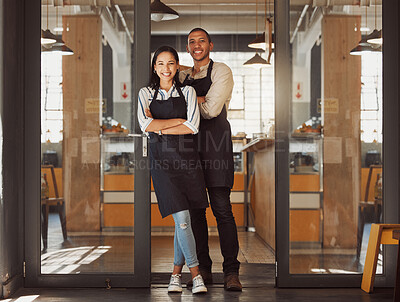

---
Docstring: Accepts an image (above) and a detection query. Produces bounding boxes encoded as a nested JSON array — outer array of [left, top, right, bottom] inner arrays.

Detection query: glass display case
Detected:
[[289, 133, 323, 248], [100, 134, 135, 230]]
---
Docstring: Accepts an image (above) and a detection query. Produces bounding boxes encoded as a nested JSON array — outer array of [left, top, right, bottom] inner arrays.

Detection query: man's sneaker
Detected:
[[168, 274, 182, 293], [192, 274, 207, 294], [224, 274, 242, 291], [186, 270, 213, 288]]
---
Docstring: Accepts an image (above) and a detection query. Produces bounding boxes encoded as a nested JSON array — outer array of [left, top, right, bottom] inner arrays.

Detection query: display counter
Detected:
[[242, 138, 275, 249], [100, 134, 246, 230]]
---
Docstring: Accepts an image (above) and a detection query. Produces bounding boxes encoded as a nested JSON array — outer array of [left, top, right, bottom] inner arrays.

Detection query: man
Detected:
[[180, 28, 242, 291]]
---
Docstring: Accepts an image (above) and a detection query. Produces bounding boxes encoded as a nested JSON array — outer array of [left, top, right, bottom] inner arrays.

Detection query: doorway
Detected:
[[25, 0, 151, 287]]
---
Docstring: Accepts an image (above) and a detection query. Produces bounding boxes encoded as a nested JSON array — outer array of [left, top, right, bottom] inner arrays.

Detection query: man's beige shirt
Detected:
[[179, 61, 234, 119]]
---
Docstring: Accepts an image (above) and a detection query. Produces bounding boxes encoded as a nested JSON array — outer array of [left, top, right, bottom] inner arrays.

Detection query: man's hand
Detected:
[[197, 96, 206, 104], [145, 109, 153, 118]]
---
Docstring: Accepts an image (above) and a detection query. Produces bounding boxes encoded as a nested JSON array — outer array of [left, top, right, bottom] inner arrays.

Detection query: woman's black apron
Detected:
[[148, 85, 208, 218], [182, 60, 234, 188]]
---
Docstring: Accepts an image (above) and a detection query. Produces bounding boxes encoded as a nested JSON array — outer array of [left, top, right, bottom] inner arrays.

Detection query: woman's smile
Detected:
[[154, 51, 178, 89]]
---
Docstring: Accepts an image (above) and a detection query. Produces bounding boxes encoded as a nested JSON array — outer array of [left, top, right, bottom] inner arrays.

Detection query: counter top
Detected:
[[241, 137, 274, 152]]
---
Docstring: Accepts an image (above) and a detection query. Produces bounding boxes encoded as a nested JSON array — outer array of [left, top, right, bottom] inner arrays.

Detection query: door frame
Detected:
[[275, 0, 400, 287], [24, 0, 151, 287]]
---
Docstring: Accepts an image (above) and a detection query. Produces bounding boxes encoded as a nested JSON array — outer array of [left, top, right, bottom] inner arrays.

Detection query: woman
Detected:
[[138, 46, 208, 294]]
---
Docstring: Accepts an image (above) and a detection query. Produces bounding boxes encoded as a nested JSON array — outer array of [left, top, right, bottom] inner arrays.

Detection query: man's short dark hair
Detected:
[[188, 28, 212, 43]]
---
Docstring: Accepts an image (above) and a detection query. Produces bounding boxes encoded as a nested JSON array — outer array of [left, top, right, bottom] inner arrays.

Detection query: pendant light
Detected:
[[350, 4, 381, 55], [52, 6, 67, 47], [248, 0, 263, 50], [245, 0, 269, 68], [150, 0, 179, 22], [265, 0, 273, 64], [350, 43, 382, 56], [367, 29, 382, 45], [248, 0, 274, 51], [366, 0, 382, 45], [41, 44, 74, 56], [41, 6, 74, 56], [243, 53, 269, 68], [41, 1, 57, 45]]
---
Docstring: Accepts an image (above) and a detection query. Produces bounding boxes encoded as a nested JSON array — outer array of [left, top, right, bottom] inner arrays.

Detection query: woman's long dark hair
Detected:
[[149, 46, 182, 89]]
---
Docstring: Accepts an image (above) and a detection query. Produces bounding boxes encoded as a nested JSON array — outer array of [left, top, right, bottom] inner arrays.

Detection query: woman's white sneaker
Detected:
[[168, 274, 182, 293], [192, 274, 207, 294]]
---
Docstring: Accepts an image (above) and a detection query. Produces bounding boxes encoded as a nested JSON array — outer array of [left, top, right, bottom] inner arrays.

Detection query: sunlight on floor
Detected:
[[14, 295, 40, 302], [41, 246, 111, 274]]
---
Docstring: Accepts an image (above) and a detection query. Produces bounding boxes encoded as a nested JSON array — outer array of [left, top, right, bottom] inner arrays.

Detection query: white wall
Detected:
[[179, 51, 275, 138]]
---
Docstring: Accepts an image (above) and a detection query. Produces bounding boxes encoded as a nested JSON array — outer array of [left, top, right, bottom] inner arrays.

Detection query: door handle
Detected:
[[127, 133, 148, 158]]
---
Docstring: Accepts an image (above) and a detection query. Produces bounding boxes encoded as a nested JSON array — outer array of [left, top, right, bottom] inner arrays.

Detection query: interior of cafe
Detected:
[[39, 0, 383, 282]]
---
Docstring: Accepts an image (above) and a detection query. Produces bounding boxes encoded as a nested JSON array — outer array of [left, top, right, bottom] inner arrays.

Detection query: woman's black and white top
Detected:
[[137, 85, 200, 134]]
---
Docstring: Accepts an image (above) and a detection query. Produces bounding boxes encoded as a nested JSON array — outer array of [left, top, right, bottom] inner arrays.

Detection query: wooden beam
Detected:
[[62, 15, 102, 232]]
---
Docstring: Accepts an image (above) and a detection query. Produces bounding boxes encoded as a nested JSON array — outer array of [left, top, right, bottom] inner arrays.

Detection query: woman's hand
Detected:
[[197, 96, 206, 104], [145, 109, 153, 118]]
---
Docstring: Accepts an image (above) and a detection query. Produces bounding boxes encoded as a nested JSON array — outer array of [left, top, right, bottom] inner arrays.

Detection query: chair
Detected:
[[357, 164, 383, 259], [361, 224, 400, 293], [41, 165, 67, 250]]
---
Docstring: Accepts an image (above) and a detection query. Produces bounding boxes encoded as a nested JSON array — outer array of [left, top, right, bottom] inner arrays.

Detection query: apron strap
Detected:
[[152, 86, 159, 102], [206, 60, 214, 78], [176, 85, 185, 99], [183, 74, 190, 85]]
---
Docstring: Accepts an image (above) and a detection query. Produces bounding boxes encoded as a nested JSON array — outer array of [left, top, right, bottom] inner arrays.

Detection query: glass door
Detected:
[[24, 0, 151, 287], [276, 0, 397, 287]]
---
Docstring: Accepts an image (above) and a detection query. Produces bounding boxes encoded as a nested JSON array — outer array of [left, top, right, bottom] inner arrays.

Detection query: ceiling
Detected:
[[41, 0, 382, 37]]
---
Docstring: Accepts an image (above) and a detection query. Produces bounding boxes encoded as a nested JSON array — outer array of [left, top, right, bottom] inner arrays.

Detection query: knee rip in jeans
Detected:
[[179, 223, 188, 230]]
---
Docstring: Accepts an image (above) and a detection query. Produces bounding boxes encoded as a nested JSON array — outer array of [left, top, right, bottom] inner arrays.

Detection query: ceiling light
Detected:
[[248, 33, 266, 50], [41, 1, 57, 45], [366, 29, 382, 45], [41, 45, 74, 56], [366, 0, 382, 45], [243, 53, 269, 68], [150, 0, 179, 22], [248, 33, 275, 51], [41, 29, 57, 45], [350, 43, 382, 56]]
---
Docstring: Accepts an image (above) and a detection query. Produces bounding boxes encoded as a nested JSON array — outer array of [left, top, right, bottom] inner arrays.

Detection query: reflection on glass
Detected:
[[289, 2, 382, 274], [40, 4, 134, 274]]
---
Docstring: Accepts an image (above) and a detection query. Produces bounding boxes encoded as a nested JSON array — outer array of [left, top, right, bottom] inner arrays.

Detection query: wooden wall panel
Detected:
[[254, 146, 275, 249], [361, 167, 382, 201], [104, 175, 134, 191], [62, 16, 102, 231], [322, 15, 361, 248], [290, 174, 320, 192], [41, 167, 63, 198], [232, 173, 244, 191], [290, 210, 320, 242]]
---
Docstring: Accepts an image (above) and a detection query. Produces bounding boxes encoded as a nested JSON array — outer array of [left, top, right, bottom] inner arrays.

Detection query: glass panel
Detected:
[[150, 1, 276, 277], [40, 2, 135, 274], [289, 2, 382, 274]]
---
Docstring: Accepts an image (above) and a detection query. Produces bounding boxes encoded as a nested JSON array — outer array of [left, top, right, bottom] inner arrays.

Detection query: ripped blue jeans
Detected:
[[172, 210, 199, 268]]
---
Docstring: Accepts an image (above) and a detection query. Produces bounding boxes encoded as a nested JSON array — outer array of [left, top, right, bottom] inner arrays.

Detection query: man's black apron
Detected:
[[182, 60, 234, 188], [148, 85, 208, 218]]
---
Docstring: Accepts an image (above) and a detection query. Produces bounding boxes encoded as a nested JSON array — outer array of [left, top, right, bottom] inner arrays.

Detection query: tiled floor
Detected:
[[42, 213, 374, 275], [41, 214, 274, 274], [6, 215, 393, 301]]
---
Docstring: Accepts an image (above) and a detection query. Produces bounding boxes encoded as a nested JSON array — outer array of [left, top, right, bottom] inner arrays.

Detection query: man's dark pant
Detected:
[[190, 186, 240, 275]]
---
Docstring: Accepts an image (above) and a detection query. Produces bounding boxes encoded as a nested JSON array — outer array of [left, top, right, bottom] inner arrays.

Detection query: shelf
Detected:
[[291, 132, 322, 139], [241, 138, 274, 152]]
